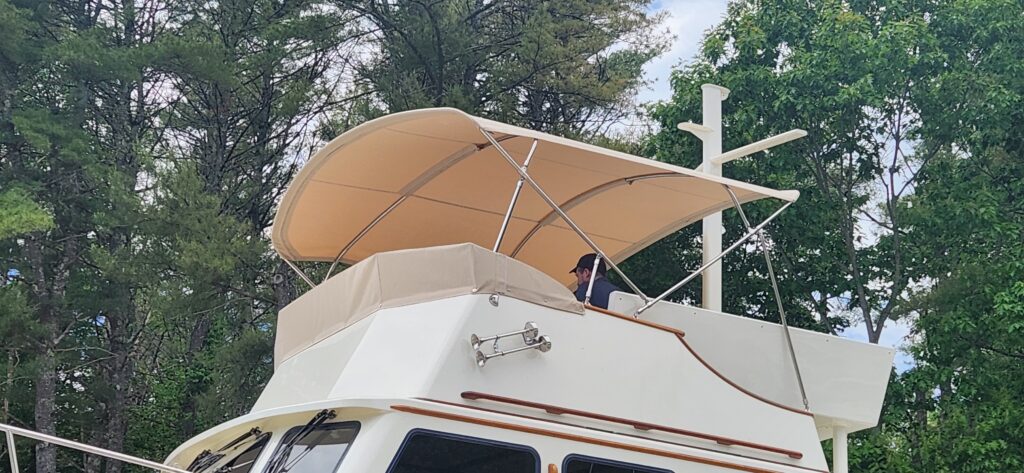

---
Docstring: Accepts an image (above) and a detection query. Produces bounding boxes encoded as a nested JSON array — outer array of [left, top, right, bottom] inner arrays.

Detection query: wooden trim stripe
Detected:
[[461, 391, 802, 459], [675, 334, 813, 417], [584, 305, 685, 337], [391, 404, 781, 473], [419, 398, 828, 473]]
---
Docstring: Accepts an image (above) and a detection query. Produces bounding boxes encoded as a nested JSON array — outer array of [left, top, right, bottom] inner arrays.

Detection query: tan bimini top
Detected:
[[275, 243, 583, 365], [272, 108, 799, 286]]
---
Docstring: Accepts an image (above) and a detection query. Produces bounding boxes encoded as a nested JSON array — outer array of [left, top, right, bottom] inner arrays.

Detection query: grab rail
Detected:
[[1, 422, 189, 473], [461, 391, 803, 459]]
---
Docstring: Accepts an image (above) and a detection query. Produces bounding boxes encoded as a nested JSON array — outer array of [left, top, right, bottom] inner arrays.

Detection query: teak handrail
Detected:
[[584, 305, 685, 336], [674, 334, 812, 417], [461, 391, 802, 460]]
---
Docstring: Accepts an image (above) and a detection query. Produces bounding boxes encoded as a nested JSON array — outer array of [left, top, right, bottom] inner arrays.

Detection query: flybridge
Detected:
[[268, 101, 811, 406], [269, 107, 799, 294]]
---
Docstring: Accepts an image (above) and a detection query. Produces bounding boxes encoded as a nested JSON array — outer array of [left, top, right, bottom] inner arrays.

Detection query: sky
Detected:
[[639, 0, 731, 105], [643, 0, 916, 372]]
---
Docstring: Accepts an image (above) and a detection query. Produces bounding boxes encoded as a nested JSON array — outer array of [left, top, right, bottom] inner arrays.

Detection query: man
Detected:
[[571, 253, 621, 310]]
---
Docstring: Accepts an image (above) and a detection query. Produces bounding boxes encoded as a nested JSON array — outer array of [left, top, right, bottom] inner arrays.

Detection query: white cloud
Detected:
[[640, 0, 731, 104]]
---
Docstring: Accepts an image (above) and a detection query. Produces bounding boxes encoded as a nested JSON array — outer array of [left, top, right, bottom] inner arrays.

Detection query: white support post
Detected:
[[700, 84, 729, 312], [677, 85, 805, 315], [833, 425, 849, 473]]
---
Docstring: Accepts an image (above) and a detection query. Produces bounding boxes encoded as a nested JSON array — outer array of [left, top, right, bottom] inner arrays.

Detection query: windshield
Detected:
[[265, 422, 359, 473], [218, 433, 271, 473]]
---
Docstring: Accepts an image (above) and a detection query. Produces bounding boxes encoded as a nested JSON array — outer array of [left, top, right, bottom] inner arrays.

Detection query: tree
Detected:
[[154, 0, 362, 438], [647, 0, 942, 339], [339, 0, 668, 135], [890, 0, 1024, 469]]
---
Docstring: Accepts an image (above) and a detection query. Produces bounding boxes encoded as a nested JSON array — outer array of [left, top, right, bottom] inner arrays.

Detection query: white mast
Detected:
[[677, 84, 730, 312], [699, 84, 729, 312], [677, 83, 808, 311]]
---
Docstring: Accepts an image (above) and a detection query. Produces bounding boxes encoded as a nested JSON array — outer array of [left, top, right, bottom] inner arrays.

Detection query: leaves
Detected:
[[0, 188, 52, 239]]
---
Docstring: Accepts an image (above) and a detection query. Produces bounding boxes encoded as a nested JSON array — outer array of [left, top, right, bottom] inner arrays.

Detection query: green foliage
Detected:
[[646, 0, 935, 333], [0, 189, 52, 238], [340, 0, 668, 135], [649, 0, 1024, 470]]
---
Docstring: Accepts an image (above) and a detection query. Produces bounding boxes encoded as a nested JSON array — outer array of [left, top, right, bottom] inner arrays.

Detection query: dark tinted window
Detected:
[[268, 422, 358, 473], [387, 430, 538, 473], [220, 434, 271, 473], [564, 455, 671, 473]]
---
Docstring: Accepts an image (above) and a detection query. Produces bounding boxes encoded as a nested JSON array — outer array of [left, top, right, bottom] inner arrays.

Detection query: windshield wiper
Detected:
[[188, 427, 263, 473], [264, 410, 336, 473]]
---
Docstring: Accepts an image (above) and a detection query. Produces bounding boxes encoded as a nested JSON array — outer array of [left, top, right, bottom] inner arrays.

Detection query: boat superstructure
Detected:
[[3, 97, 894, 473]]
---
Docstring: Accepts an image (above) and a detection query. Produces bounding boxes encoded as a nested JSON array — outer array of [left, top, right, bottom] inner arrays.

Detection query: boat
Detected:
[[2, 99, 894, 473]]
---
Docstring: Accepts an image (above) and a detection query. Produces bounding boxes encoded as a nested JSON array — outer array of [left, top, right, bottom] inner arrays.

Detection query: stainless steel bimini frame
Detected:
[[478, 132, 810, 409], [723, 185, 809, 410], [478, 129, 650, 303], [1, 422, 189, 473], [279, 127, 800, 323], [635, 199, 794, 315], [493, 139, 539, 253], [273, 123, 809, 411]]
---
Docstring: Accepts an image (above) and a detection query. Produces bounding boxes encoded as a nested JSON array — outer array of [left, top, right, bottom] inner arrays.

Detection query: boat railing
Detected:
[[1, 422, 188, 473]]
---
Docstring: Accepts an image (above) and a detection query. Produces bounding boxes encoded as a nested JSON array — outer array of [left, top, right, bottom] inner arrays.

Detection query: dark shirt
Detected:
[[574, 277, 621, 309]]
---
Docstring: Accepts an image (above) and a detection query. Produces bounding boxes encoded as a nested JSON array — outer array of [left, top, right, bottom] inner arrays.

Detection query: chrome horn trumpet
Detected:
[[471, 322, 539, 350], [471, 322, 551, 367]]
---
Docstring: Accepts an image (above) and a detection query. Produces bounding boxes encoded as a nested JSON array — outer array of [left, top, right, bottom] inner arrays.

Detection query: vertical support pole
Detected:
[[583, 255, 602, 305], [701, 84, 729, 312], [5, 430, 20, 473], [494, 139, 539, 252], [282, 258, 316, 289], [833, 425, 849, 473], [479, 128, 649, 303]]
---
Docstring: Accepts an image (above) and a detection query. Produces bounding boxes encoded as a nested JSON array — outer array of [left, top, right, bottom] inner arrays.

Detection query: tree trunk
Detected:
[[102, 352, 131, 473], [34, 344, 58, 473], [3, 350, 13, 422]]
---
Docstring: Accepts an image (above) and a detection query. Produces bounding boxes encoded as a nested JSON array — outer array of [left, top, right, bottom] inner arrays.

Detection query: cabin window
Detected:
[[264, 422, 359, 473], [219, 433, 271, 473], [563, 454, 672, 473], [386, 429, 539, 473]]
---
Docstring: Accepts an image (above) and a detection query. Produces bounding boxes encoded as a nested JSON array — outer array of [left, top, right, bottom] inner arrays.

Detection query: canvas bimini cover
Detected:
[[271, 108, 799, 286]]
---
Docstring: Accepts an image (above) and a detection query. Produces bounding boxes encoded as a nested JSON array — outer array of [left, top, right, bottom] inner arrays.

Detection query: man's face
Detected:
[[575, 267, 591, 287]]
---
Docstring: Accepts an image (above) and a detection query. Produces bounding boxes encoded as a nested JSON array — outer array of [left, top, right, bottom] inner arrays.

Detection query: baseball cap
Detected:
[[570, 253, 608, 275]]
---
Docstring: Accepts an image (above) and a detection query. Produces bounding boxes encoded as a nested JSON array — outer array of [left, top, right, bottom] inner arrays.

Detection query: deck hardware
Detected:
[[471, 322, 550, 366], [457, 391, 804, 459], [475, 335, 552, 367], [471, 322, 539, 349], [636, 200, 794, 315], [489, 294, 499, 306], [282, 258, 316, 289]]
